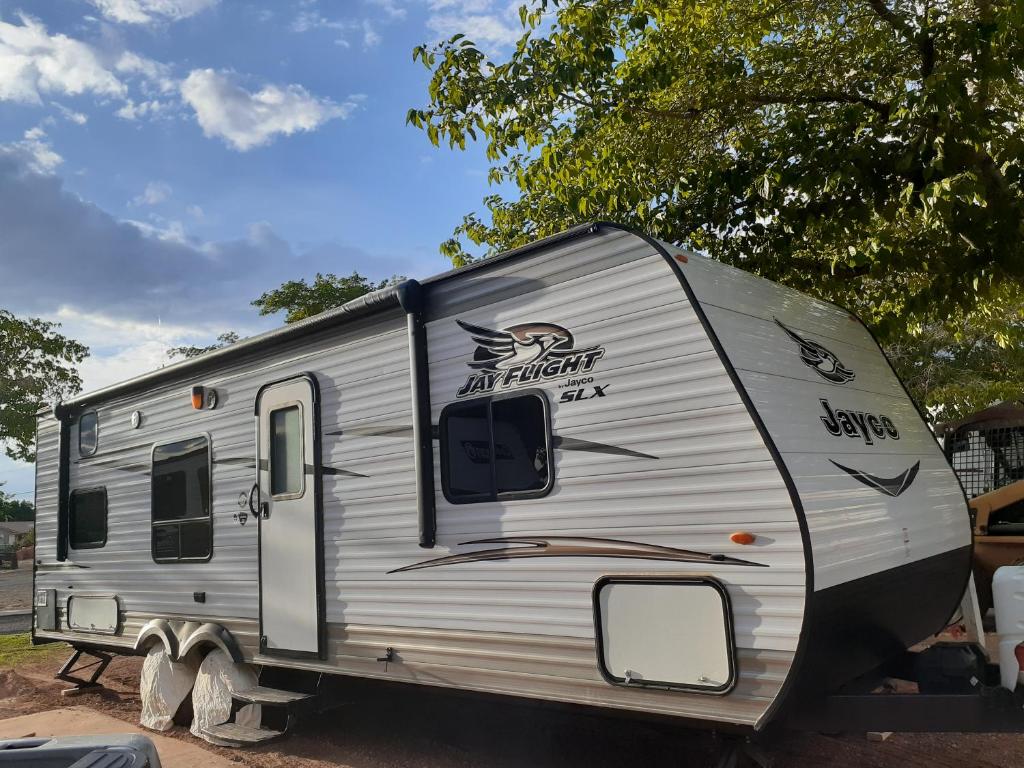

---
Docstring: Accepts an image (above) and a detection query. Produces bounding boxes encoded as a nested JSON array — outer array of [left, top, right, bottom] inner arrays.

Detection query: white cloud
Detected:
[[116, 51, 177, 93], [362, 20, 381, 48], [52, 306, 228, 392], [180, 69, 360, 151], [0, 14, 125, 104], [0, 126, 62, 174], [115, 98, 175, 120], [366, 0, 407, 20], [54, 103, 88, 124], [89, 0, 219, 25], [424, 0, 527, 52], [292, 1, 394, 48], [131, 181, 172, 206]]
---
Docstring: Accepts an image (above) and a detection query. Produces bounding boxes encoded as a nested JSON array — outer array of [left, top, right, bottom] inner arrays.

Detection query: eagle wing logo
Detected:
[[774, 318, 855, 384], [457, 320, 576, 371]]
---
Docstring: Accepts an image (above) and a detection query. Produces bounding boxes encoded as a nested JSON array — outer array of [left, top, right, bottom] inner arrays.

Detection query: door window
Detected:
[[269, 404, 304, 498]]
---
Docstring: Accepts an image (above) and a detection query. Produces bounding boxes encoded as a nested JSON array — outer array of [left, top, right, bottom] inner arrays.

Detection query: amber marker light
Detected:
[[730, 531, 756, 545], [191, 386, 205, 410], [674, 253, 688, 263]]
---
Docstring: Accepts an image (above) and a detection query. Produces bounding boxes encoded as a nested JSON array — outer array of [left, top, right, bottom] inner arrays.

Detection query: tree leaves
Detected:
[[410, 0, 1024, 414], [252, 272, 405, 324], [0, 310, 87, 462]]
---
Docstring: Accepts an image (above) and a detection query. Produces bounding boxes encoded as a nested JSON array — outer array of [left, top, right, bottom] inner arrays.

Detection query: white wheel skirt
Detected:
[[190, 648, 262, 741], [139, 645, 199, 732]]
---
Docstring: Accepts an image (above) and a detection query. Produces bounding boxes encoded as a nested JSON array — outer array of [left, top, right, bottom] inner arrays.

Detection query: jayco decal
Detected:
[[455, 319, 606, 398], [775, 318, 855, 384], [819, 398, 899, 444]]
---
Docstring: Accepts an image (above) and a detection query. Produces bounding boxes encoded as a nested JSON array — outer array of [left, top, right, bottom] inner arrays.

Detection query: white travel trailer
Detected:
[[33, 223, 978, 744]]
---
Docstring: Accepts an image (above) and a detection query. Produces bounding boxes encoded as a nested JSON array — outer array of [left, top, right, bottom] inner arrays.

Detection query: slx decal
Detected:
[[559, 385, 607, 403]]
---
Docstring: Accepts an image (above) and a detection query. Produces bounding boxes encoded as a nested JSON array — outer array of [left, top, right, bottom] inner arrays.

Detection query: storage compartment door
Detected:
[[595, 577, 736, 693]]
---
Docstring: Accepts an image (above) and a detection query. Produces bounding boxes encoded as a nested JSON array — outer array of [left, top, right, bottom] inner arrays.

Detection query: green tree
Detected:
[[886, 287, 1024, 420], [409, 0, 1024, 416], [410, 0, 1024, 318], [0, 310, 88, 462], [167, 332, 241, 360], [167, 273, 403, 359], [252, 272, 403, 324], [0, 485, 34, 522]]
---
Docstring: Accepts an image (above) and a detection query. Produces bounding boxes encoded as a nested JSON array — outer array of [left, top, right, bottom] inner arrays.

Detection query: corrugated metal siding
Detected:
[[35, 228, 805, 728], [673, 248, 971, 591]]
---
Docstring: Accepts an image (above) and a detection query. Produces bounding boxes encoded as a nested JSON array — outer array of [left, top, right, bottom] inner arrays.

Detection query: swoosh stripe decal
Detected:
[[830, 459, 921, 497], [388, 536, 766, 574]]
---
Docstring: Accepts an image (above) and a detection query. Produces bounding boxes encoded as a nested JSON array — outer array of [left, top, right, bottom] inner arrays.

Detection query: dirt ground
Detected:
[[0, 568, 31, 612], [1, 643, 1023, 768]]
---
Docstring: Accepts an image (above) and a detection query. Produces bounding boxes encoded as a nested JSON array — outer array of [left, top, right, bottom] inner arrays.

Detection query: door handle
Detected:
[[260, 501, 270, 520], [247, 482, 260, 516]]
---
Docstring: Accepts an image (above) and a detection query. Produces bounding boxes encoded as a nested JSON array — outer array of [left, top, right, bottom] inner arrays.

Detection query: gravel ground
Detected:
[[2, 648, 1024, 768], [0, 568, 31, 612]]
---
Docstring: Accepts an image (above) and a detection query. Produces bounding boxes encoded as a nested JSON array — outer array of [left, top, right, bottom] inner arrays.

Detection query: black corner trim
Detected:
[[592, 575, 738, 695], [399, 279, 438, 548], [56, 416, 71, 563]]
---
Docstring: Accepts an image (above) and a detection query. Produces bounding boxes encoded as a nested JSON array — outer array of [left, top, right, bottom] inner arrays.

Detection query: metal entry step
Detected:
[[232, 686, 314, 706], [200, 722, 283, 747]]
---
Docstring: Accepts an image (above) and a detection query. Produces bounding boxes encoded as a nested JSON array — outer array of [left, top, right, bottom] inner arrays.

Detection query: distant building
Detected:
[[0, 521, 33, 547]]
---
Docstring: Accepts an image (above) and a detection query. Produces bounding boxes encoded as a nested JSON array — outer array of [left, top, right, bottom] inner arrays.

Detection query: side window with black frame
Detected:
[[78, 411, 98, 456], [69, 488, 107, 549], [441, 392, 552, 504], [151, 436, 212, 562]]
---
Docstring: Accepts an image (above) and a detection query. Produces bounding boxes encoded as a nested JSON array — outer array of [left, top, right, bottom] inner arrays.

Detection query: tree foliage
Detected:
[[167, 273, 403, 359], [886, 286, 1024, 419], [0, 485, 33, 522], [252, 272, 403, 324], [410, 0, 1024, 416], [167, 332, 241, 360], [0, 310, 88, 462]]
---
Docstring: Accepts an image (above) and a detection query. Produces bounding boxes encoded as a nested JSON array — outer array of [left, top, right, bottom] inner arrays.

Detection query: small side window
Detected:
[[69, 488, 107, 549], [440, 391, 552, 504], [152, 436, 212, 562], [78, 411, 98, 456]]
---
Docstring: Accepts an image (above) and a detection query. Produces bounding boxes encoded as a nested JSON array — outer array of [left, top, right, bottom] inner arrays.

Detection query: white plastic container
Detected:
[[993, 565, 1024, 689]]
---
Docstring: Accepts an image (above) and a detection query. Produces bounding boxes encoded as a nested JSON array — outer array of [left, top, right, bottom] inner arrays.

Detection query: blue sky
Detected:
[[0, 0, 523, 499]]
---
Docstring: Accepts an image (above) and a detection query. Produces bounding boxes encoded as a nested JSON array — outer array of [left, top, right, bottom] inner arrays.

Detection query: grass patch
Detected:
[[0, 633, 68, 668]]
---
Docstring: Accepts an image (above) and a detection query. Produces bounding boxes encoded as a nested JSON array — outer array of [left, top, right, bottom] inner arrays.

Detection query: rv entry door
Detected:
[[256, 375, 323, 658]]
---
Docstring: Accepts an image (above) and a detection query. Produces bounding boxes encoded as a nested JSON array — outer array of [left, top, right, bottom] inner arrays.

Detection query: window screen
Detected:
[[441, 392, 551, 503], [79, 412, 98, 456], [69, 488, 106, 549], [151, 436, 212, 562], [270, 405, 304, 497]]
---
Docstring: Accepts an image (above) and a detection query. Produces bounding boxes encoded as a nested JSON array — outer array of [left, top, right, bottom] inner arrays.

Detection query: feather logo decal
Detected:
[[830, 459, 921, 497], [388, 536, 766, 573], [456, 319, 605, 397], [775, 318, 855, 385]]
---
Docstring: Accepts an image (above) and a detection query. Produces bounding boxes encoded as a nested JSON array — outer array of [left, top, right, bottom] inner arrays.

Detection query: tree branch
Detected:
[[628, 91, 891, 121], [864, 0, 936, 78]]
